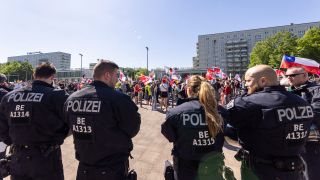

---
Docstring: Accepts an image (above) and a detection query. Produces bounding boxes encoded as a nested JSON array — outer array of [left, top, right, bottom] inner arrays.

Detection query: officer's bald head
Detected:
[[245, 65, 278, 94], [246, 65, 278, 85]]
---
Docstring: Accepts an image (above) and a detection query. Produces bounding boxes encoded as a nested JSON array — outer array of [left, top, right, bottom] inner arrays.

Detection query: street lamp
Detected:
[[145, 46, 149, 72], [79, 53, 83, 77]]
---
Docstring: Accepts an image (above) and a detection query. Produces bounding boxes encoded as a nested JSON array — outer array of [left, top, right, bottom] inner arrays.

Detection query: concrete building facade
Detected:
[[194, 21, 320, 75], [8, 51, 71, 70]]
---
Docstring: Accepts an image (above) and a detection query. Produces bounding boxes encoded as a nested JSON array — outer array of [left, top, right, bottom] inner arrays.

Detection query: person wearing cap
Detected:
[[0, 63, 69, 180], [285, 66, 320, 180]]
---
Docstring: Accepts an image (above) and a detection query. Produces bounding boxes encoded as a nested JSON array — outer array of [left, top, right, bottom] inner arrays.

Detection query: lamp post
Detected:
[[79, 53, 83, 77], [145, 46, 149, 72]]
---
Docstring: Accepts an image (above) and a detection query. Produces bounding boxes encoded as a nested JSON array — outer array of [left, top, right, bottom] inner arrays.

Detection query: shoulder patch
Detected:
[[226, 99, 235, 110]]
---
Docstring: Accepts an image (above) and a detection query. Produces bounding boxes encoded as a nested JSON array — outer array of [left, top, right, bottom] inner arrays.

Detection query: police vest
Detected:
[[165, 100, 224, 161], [0, 81, 68, 145], [64, 81, 140, 166]]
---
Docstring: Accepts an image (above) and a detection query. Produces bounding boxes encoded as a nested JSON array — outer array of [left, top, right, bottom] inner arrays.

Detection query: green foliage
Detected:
[[121, 67, 148, 80], [0, 61, 34, 82], [297, 27, 320, 62], [249, 31, 298, 68], [122, 67, 136, 78]]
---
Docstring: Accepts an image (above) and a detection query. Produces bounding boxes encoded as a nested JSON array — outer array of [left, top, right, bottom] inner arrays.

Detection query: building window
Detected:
[[255, 34, 262, 40]]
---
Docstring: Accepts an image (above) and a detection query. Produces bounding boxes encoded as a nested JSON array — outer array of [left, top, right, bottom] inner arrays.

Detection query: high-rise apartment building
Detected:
[[8, 51, 71, 70], [194, 21, 320, 75]]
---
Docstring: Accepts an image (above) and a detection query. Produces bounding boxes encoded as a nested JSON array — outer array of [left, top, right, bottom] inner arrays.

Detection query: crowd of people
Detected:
[[0, 60, 319, 180]]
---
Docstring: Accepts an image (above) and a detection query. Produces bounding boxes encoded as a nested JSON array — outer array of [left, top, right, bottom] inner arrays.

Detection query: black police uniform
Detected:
[[0, 80, 69, 180], [0, 87, 9, 180], [64, 81, 141, 180], [162, 98, 234, 180], [289, 81, 320, 180], [227, 86, 313, 180]]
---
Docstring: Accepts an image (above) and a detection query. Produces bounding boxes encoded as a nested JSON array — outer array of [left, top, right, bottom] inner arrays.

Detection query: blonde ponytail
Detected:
[[187, 76, 223, 137]]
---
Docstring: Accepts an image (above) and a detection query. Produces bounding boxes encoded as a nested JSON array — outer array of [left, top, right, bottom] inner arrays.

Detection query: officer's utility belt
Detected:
[[235, 149, 304, 172], [11, 144, 60, 157]]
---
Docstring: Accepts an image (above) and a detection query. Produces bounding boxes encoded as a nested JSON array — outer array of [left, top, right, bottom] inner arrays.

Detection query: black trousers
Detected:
[[301, 141, 320, 180], [76, 160, 129, 180], [10, 146, 64, 180]]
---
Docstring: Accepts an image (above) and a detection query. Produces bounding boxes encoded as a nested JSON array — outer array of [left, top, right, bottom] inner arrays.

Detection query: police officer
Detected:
[[227, 65, 313, 180], [0, 63, 69, 180], [161, 75, 234, 180], [64, 60, 141, 180], [0, 74, 11, 180], [285, 66, 320, 180]]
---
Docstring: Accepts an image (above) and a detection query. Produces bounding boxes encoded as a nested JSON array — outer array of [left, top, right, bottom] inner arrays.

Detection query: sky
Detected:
[[0, 0, 319, 69]]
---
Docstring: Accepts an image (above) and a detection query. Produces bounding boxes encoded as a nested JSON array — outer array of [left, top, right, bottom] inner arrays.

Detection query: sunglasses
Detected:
[[285, 73, 304, 78]]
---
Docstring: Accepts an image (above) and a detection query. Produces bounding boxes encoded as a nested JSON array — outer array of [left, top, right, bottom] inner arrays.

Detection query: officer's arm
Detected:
[[226, 97, 257, 129], [116, 95, 141, 138], [52, 90, 70, 136], [310, 87, 320, 126], [161, 112, 178, 142], [218, 105, 239, 140], [55, 90, 69, 119], [0, 99, 12, 145]]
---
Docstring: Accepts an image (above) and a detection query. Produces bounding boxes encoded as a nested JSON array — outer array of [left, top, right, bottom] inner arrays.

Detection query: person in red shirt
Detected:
[[223, 81, 232, 104]]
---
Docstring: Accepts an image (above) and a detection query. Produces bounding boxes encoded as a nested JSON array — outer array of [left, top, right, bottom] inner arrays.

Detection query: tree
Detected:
[[0, 61, 34, 82], [249, 41, 272, 67], [297, 27, 320, 62], [134, 68, 148, 79], [249, 31, 298, 68]]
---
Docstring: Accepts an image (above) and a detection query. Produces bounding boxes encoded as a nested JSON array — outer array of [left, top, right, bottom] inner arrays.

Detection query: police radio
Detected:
[[126, 169, 137, 180], [164, 160, 175, 180]]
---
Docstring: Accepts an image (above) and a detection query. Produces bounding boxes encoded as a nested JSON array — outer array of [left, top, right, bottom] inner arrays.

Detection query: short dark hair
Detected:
[[0, 74, 7, 83], [93, 60, 119, 79], [34, 62, 56, 78]]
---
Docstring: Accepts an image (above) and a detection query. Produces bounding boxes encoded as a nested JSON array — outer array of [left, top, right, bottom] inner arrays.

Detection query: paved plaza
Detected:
[[5, 105, 241, 180]]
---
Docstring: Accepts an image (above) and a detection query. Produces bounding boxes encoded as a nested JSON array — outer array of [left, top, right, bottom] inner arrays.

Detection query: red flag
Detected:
[[139, 75, 150, 84], [207, 68, 214, 74], [275, 69, 285, 77], [206, 72, 214, 80], [280, 55, 320, 74], [213, 67, 221, 73], [119, 70, 126, 81]]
